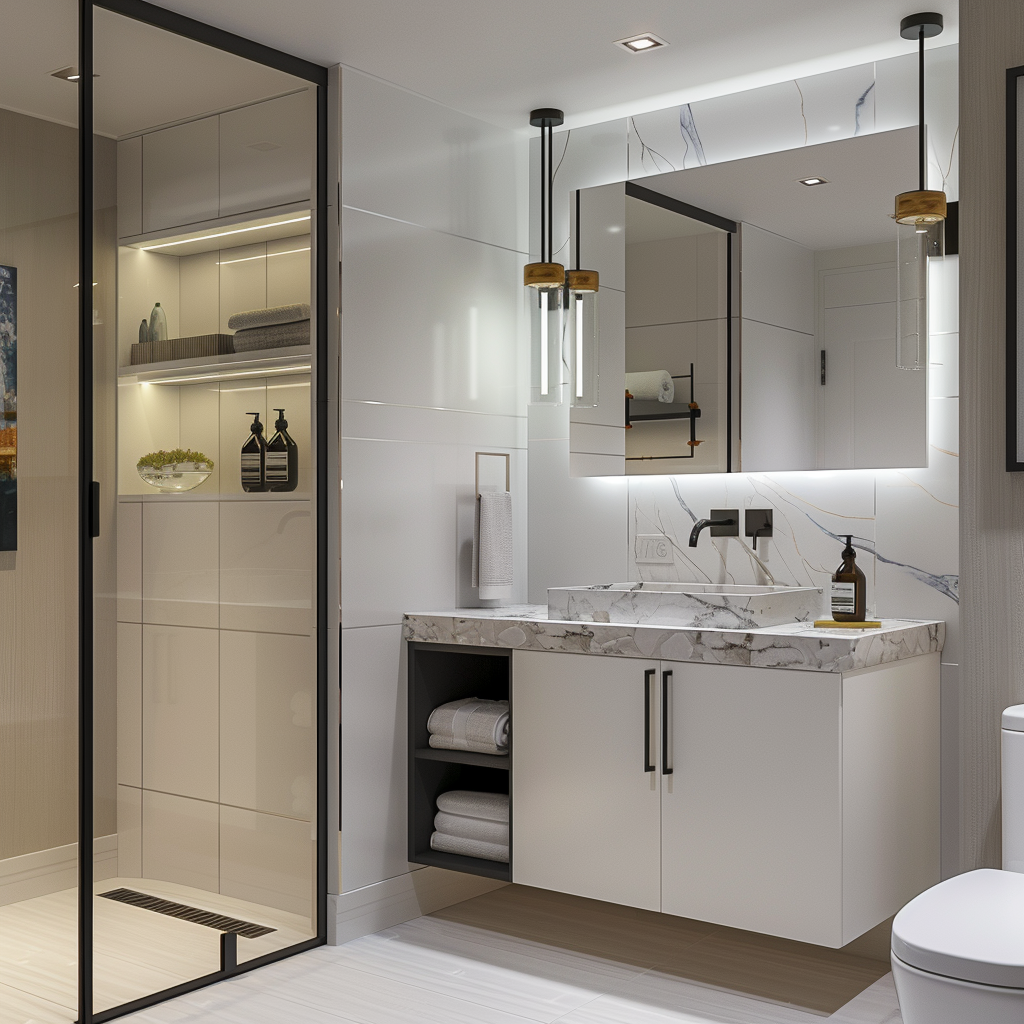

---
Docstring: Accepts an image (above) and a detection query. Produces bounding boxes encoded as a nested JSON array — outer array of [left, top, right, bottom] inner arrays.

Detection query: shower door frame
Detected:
[[77, 2, 333, 1021]]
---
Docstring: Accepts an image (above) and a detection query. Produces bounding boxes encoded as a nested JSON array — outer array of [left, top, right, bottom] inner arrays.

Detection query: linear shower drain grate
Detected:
[[98, 888, 276, 939]]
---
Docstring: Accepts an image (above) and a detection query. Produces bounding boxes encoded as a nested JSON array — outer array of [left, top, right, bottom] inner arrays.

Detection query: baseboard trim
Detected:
[[329, 865, 506, 945], [0, 835, 118, 907]]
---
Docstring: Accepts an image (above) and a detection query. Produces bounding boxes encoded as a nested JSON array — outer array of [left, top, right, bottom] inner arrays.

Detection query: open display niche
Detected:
[[117, 206, 312, 498], [408, 643, 511, 881]]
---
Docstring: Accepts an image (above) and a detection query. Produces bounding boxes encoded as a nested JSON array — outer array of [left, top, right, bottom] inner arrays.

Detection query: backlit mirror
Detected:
[[570, 127, 929, 475]]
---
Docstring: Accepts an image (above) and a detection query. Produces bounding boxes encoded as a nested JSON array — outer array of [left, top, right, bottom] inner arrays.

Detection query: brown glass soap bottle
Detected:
[[831, 535, 866, 622]]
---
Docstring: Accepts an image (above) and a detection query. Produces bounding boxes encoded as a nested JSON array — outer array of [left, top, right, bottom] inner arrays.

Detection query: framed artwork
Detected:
[[0, 264, 15, 549]]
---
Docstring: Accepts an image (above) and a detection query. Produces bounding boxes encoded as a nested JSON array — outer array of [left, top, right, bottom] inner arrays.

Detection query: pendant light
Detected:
[[895, 12, 944, 371], [525, 108, 565, 404], [567, 189, 600, 408]]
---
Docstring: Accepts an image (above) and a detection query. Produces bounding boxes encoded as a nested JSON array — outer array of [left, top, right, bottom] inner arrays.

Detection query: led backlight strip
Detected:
[[140, 215, 311, 251], [217, 246, 311, 266]]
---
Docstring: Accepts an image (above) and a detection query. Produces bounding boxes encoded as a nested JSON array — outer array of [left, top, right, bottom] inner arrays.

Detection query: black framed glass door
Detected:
[[81, 2, 329, 1021]]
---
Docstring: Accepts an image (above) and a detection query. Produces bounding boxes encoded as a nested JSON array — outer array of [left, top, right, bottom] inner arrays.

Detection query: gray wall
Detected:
[[960, 1, 1024, 870]]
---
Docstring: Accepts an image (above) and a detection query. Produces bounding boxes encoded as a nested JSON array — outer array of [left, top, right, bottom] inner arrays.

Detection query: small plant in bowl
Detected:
[[137, 448, 214, 492]]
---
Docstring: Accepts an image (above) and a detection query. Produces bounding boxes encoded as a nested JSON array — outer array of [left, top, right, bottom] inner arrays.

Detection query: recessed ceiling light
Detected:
[[615, 33, 668, 54], [798, 177, 829, 186], [50, 66, 98, 82]]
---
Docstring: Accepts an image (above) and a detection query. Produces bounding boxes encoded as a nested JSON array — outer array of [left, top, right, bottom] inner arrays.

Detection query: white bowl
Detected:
[[138, 461, 212, 493]]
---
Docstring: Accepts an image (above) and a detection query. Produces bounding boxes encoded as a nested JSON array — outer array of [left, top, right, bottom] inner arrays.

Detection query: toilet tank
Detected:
[[1003, 705, 1024, 872]]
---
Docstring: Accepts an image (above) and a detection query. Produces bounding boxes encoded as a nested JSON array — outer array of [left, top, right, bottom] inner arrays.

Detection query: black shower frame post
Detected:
[[76, 3, 330, 1021]]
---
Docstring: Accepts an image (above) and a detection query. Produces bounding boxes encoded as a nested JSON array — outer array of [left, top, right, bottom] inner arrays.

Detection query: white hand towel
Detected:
[[473, 490, 513, 601], [625, 370, 675, 404], [436, 789, 509, 823], [434, 810, 510, 846], [430, 831, 509, 863], [427, 698, 510, 754]]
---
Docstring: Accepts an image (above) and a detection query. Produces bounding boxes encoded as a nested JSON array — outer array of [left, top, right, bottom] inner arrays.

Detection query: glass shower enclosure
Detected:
[[0, 2, 332, 1022]]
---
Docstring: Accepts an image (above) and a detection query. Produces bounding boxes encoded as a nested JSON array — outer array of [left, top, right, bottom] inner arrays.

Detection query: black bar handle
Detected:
[[661, 670, 674, 775], [644, 668, 655, 772]]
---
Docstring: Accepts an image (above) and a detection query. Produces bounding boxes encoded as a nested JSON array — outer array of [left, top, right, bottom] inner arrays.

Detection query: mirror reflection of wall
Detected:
[[571, 126, 929, 476], [624, 193, 731, 475]]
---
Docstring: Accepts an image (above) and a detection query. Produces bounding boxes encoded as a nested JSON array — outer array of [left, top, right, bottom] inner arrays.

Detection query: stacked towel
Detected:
[[430, 790, 509, 863], [625, 369, 675, 403], [427, 698, 509, 755], [228, 303, 311, 352]]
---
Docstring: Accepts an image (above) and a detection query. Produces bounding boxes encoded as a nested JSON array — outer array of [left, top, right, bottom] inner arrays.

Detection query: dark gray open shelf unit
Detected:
[[407, 642, 511, 882]]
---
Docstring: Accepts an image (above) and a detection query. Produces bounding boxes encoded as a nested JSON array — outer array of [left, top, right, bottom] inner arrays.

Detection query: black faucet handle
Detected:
[[709, 509, 740, 536]]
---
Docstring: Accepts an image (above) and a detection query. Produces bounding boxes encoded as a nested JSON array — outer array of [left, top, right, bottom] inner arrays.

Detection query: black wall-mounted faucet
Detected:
[[688, 509, 739, 547], [745, 509, 774, 549]]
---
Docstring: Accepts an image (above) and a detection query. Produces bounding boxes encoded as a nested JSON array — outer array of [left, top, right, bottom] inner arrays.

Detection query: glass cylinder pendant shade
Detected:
[[895, 190, 944, 370], [566, 269, 599, 407], [526, 263, 565, 404]]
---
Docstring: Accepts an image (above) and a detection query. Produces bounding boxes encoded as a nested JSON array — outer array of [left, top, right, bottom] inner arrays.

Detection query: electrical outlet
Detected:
[[635, 535, 674, 565]]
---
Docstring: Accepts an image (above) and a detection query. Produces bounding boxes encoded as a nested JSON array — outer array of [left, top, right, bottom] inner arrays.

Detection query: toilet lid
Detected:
[[892, 869, 1024, 989]]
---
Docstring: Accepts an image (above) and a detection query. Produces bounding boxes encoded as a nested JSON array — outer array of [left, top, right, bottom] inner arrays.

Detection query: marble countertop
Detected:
[[402, 605, 944, 674]]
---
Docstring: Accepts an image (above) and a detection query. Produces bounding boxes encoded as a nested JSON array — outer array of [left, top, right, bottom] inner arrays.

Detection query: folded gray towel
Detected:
[[430, 831, 509, 863], [232, 319, 310, 352], [434, 810, 509, 846], [427, 698, 509, 754], [435, 790, 508, 823], [228, 303, 311, 331]]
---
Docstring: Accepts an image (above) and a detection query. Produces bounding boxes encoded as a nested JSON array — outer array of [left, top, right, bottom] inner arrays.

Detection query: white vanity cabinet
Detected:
[[511, 651, 662, 911], [511, 649, 940, 947]]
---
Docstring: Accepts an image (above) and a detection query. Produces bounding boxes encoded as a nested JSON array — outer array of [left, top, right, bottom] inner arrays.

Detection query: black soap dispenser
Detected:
[[831, 535, 866, 622], [241, 412, 268, 492], [266, 407, 298, 492]]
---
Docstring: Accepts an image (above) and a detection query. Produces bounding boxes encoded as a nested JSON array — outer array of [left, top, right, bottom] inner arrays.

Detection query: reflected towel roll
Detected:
[[625, 370, 675, 403], [473, 490, 513, 601]]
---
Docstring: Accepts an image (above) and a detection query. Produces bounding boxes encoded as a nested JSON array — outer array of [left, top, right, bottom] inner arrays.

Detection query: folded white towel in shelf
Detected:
[[228, 303, 311, 331], [434, 810, 510, 847], [427, 698, 510, 754], [474, 490, 513, 601], [231, 319, 310, 352], [625, 369, 675, 404], [430, 830, 509, 863], [435, 789, 509, 823]]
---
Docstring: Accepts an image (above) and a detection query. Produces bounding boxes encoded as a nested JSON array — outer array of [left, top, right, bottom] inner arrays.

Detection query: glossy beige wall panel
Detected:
[[960, 1, 1024, 870], [0, 107, 79, 860]]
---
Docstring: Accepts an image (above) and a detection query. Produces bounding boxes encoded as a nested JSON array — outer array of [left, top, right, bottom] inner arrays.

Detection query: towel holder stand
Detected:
[[475, 451, 510, 498]]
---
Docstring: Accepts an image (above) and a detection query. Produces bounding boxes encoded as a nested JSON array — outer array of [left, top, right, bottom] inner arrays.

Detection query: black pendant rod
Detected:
[[546, 122, 554, 262], [919, 26, 925, 192], [575, 189, 581, 270]]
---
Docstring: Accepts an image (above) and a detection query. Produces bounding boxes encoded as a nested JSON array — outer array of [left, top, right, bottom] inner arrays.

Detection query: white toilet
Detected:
[[891, 705, 1024, 1022]]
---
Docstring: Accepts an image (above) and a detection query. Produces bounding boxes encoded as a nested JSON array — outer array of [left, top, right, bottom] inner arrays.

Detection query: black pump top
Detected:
[[843, 535, 856, 558], [248, 412, 264, 435], [274, 408, 288, 430]]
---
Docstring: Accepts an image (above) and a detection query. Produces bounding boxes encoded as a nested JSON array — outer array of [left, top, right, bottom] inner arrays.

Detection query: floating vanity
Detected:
[[405, 603, 943, 948]]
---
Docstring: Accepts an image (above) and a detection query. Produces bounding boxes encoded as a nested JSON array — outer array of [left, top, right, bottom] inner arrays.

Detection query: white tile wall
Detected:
[[142, 623, 219, 803], [339, 624, 407, 892], [116, 622, 142, 788], [116, 502, 142, 622], [142, 790, 219, 893], [220, 501, 313, 635], [220, 630, 315, 820], [220, 806, 314, 918], [116, 785, 142, 878], [142, 502, 219, 628]]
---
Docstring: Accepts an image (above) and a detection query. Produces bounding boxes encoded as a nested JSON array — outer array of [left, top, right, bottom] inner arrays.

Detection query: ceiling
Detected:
[[1, 2, 958, 138], [151, 0, 958, 130], [0, 1, 305, 138], [633, 127, 917, 250]]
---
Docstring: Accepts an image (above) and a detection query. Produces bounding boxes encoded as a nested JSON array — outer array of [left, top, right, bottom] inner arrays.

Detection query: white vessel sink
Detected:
[[548, 582, 823, 629]]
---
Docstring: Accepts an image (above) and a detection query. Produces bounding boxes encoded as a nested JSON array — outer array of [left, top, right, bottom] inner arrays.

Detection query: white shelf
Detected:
[[118, 345, 311, 385], [119, 492, 312, 502]]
